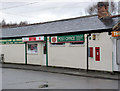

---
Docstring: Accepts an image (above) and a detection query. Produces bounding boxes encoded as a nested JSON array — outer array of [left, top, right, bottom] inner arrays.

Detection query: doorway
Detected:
[[116, 38, 120, 71], [27, 42, 46, 65]]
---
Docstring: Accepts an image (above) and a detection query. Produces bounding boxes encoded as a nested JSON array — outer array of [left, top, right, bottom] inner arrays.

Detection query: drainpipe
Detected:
[[87, 34, 91, 71], [25, 42, 27, 64], [45, 36, 48, 67]]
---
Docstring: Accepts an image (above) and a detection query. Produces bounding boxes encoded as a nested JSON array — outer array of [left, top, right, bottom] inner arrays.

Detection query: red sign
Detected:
[[29, 37, 36, 41], [22, 36, 44, 42], [90, 47, 93, 57], [52, 37, 57, 43], [112, 31, 120, 37], [51, 36, 57, 43]]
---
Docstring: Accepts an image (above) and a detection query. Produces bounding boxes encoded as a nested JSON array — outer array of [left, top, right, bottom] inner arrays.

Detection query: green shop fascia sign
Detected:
[[50, 34, 84, 43], [0, 38, 24, 44]]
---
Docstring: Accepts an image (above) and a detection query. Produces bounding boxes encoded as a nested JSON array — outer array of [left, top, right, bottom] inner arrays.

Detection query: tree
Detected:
[[19, 21, 28, 26], [86, 1, 117, 15], [1, 19, 6, 26], [0, 20, 29, 28]]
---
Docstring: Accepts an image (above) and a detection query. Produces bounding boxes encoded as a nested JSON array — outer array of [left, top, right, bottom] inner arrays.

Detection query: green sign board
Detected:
[[0, 38, 24, 44], [51, 34, 84, 43]]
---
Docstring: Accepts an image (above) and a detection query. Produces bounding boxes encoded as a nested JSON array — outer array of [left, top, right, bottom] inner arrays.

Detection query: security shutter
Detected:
[[117, 38, 120, 65]]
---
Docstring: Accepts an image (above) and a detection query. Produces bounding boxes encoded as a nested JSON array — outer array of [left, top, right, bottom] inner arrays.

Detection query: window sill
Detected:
[[69, 44, 85, 47], [27, 53, 38, 55], [50, 45, 65, 47]]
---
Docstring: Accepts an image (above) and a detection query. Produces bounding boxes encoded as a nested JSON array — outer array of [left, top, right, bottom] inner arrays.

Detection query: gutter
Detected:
[[110, 15, 120, 18], [0, 28, 112, 40]]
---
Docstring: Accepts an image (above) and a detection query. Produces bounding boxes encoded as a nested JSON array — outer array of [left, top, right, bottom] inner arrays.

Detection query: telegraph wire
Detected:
[[2, 12, 33, 18], [1, 2, 92, 10], [1, 2, 39, 10]]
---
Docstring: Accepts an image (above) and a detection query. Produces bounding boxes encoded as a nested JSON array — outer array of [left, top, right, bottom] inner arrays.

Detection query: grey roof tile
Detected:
[[1, 15, 119, 38]]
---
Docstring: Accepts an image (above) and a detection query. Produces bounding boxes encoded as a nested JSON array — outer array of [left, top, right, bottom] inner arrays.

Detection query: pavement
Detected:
[[1, 63, 120, 80]]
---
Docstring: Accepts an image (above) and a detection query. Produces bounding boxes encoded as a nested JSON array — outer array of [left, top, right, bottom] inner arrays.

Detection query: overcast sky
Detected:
[[0, 0, 119, 24]]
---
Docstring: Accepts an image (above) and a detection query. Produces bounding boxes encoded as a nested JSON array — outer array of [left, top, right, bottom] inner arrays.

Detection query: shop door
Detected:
[[43, 42, 46, 66], [27, 42, 45, 65], [116, 38, 120, 71]]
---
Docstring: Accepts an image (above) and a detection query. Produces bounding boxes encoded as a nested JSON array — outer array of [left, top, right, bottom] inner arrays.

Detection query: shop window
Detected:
[[92, 34, 96, 40], [43, 43, 46, 54], [88, 47, 93, 57], [28, 44, 38, 54], [117, 39, 120, 65], [91, 33, 100, 40]]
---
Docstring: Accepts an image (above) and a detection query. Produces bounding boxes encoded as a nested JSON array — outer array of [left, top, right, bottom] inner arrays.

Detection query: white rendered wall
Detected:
[[0, 44, 2, 90], [2, 44, 25, 64], [89, 32, 113, 72], [48, 36, 87, 69]]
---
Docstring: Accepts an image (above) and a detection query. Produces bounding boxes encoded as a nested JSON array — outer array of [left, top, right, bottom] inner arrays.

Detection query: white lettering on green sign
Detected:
[[0, 38, 24, 44], [51, 34, 84, 43]]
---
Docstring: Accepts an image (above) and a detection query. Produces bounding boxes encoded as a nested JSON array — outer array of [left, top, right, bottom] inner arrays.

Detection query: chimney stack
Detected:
[[98, 2, 111, 19]]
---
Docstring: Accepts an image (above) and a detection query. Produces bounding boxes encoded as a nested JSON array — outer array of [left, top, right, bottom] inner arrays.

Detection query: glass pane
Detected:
[[28, 44, 38, 54]]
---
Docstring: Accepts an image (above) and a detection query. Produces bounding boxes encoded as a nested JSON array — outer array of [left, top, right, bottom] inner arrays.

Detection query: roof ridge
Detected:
[[2, 14, 97, 29]]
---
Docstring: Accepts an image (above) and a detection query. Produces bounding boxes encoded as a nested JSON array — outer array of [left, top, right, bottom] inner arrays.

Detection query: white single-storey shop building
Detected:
[[0, 14, 120, 72]]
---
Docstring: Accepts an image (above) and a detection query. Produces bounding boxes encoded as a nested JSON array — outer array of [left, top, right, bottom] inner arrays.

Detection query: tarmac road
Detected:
[[2, 68, 119, 89]]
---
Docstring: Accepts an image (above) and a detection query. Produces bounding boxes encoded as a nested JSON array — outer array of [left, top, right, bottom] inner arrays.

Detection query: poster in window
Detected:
[[28, 44, 38, 54]]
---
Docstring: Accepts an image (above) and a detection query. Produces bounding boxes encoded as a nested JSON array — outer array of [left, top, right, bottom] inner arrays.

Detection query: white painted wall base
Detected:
[[89, 32, 113, 72], [48, 35, 87, 69], [2, 44, 25, 64]]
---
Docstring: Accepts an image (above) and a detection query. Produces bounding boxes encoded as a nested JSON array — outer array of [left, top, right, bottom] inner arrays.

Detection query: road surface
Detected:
[[2, 68, 119, 89]]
